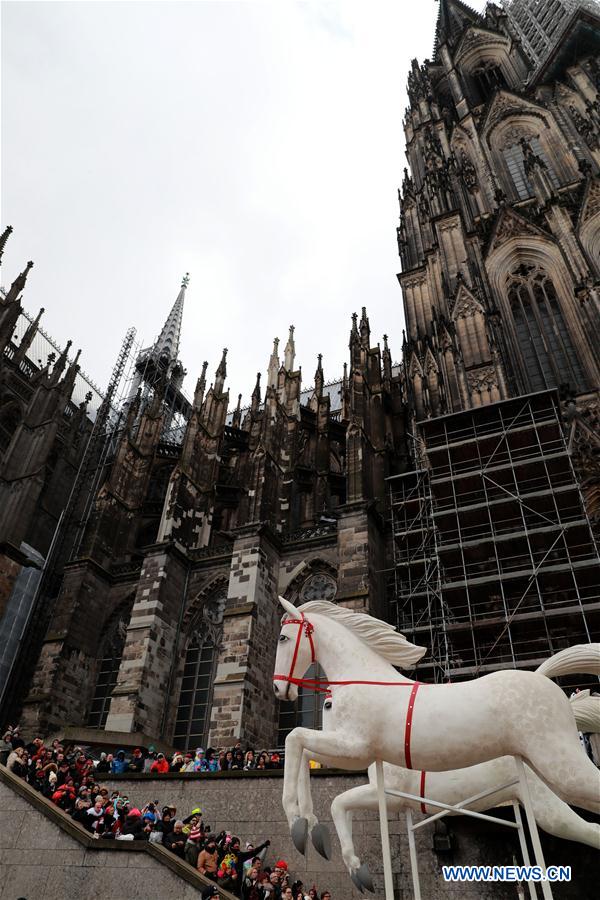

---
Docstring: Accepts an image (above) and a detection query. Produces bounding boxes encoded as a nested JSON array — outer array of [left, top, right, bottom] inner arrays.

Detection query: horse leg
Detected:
[[525, 744, 600, 814], [290, 751, 315, 855], [522, 764, 600, 850], [284, 727, 369, 829], [331, 783, 383, 892]]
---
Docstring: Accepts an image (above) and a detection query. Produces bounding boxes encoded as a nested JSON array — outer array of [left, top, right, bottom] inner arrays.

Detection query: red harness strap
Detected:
[[403, 682, 420, 769], [419, 770, 427, 814]]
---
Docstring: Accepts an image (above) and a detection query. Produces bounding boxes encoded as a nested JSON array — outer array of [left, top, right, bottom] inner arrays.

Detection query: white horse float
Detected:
[[273, 597, 600, 897]]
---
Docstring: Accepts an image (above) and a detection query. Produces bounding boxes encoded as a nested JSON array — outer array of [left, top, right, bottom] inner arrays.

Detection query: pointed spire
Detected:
[[0, 226, 13, 265], [194, 361, 208, 408], [434, 0, 481, 57], [267, 337, 280, 388], [14, 307, 44, 362], [360, 307, 370, 349], [232, 393, 243, 428], [382, 334, 393, 385], [341, 361, 350, 420], [52, 339, 72, 382], [314, 353, 324, 399], [4, 260, 33, 305], [284, 325, 296, 371], [251, 372, 262, 414], [152, 273, 188, 364], [215, 348, 228, 394], [349, 312, 359, 350]]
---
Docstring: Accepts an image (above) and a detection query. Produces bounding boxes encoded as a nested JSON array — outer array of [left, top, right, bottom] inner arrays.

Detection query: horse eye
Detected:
[[279, 634, 288, 642], [324, 700, 332, 710]]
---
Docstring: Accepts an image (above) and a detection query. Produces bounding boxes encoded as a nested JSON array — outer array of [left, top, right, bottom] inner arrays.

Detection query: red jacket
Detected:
[[150, 758, 169, 774]]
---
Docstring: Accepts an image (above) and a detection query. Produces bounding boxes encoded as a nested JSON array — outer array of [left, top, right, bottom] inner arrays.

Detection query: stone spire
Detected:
[[14, 307, 44, 364], [359, 307, 371, 349], [232, 393, 243, 428], [194, 360, 208, 408], [314, 353, 324, 399], [51, 339, 72, 384], [215, 348, 228, 394], [267, 337, 280, 389], [4, 260, 34, 305], [0, 225, 13, 265], [382, 333, 393, 385], [349, 312, 359, 349], [284, 325, 296, 371], [251, 372, 262, 414], [152, 273, 188, 364]]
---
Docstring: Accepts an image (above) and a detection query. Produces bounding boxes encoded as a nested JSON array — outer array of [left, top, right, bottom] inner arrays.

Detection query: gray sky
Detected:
[[1, 0, 485, 402]]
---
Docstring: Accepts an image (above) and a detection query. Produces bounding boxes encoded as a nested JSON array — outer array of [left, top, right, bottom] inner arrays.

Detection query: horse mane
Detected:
[[298, 600, 427, 669]]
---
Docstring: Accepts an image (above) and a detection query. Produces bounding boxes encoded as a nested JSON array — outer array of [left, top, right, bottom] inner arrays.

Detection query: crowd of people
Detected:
[[1, 730, 284, 776], [1, 726, 333, 900]]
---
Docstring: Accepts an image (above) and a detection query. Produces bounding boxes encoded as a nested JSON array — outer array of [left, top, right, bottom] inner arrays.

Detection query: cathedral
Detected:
[[1, 0, 599, 754]]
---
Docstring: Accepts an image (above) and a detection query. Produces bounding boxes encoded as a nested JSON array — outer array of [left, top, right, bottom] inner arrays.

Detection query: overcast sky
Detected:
[[2, 0, 485, 402]]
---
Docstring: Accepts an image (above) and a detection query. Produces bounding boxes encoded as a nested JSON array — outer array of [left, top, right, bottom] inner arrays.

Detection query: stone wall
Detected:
[[99, 771, 597, 899]]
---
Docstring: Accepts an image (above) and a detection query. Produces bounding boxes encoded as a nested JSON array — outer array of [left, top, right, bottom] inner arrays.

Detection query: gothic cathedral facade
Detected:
[[1, 0, 599, 749]]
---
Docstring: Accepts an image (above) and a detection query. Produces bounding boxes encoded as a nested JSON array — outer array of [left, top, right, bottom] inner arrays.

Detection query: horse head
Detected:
[[273, 596, 315, 702]]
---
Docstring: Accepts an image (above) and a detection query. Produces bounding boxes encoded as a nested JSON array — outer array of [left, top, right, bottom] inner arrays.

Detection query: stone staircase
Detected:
[[0, 764, 236, 900]]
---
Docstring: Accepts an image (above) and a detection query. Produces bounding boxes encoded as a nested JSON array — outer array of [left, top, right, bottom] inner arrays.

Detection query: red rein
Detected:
[[273, 612, 423, 769]]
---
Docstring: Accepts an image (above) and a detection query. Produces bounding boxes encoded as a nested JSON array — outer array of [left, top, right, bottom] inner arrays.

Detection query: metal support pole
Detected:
[[375, 759, 395, 900], [405, 808, 422, 900], [512, 801, 539, 900], [514, 757, 553, 900]]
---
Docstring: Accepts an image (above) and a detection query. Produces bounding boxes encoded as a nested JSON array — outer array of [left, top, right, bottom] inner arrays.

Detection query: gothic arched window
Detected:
[[173, 590, 225, 750], [507, 264, 587, 393], [470, 63, 506, 104], [87, 610, 130, 728], [502, 137, 559, 201], [173, 635, 217, 750]]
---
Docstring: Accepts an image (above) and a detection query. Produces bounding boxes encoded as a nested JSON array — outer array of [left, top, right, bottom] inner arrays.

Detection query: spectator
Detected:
[[198, 833, 219, 879], [6, 747, 28, 778], [320, 893, 331, 900], [243, 750, 255, 771], [111, 750, 129, 775], [243, 866, 267, 900], [264, 871, 282, 899], [170, 751, 185, 772], [0, 731, 13, 765], [150, 752, 169, 774], [164, 819, 187, 858], [143, 746, 157, 773], [121, 806, 146, 840], [128, 747, 145, 773], [71, 798, 92, 829], [202, 885, 220, 900], [185, 823, 203, 866]]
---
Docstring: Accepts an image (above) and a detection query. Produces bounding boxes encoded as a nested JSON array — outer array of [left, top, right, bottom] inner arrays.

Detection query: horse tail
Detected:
[[571, 692, 600, 734], [535, 643, 600, 679]]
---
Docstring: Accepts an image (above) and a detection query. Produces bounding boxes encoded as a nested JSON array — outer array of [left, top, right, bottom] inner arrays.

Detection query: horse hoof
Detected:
[[291, 817, 309, 855], [350, 870, 364, 894], [357, 864, 375, 893], [311, 823, 332, 860]]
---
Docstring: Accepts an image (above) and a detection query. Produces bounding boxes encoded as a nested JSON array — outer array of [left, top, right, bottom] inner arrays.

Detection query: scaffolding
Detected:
[[388, 390, 600, 687]]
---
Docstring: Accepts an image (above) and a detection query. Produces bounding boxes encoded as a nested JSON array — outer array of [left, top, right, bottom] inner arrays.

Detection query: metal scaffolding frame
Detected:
[[388, 390, 600, 685]]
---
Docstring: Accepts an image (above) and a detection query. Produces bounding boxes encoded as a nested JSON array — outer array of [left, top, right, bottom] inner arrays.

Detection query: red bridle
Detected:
[[273, 611, 426, 768]]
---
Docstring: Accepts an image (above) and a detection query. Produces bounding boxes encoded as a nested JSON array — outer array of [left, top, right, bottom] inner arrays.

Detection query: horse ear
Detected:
[[279, 596, 298, 618]]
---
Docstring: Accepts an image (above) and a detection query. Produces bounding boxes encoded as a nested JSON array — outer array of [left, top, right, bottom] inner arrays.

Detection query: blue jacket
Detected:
[[111, 753, 129, 775]]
